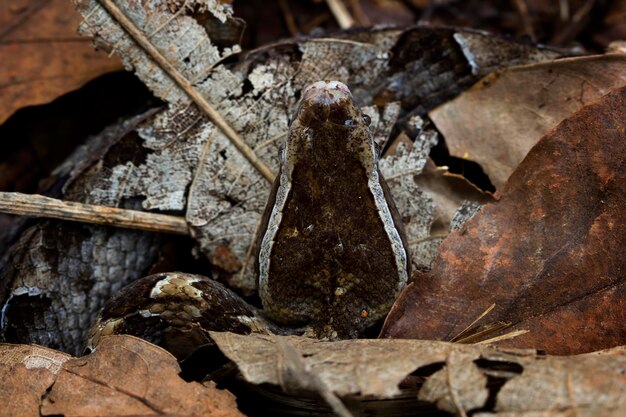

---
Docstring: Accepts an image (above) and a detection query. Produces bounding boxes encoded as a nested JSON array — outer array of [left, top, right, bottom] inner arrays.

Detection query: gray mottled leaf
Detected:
[[74, 0, 240, 105]]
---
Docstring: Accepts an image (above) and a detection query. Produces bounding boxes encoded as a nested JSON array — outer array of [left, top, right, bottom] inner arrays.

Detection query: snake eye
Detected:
[[362, 114, 371, 126]]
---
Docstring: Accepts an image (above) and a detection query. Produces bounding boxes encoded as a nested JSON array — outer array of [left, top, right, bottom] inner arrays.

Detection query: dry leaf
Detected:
[[430, 54, 626, 188], [0, 344, 71, 416], [40, 335, 243, 417], [414, 158, 494, 236], [0, 0, 123, 124], [210, 332, 626, 416], [210, 331, 492, 399], [382, 86, 626, 355]]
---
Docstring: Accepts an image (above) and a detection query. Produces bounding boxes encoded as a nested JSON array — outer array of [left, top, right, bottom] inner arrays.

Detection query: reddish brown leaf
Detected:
[[40, 335, 243, 417], [0, 0, 122, 124], [382, 86, 626, 355], [429, 54, 626, 188], [0, 344, 71, 416]]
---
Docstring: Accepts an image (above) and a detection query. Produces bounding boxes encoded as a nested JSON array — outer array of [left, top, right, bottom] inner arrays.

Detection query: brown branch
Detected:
[[97, 0, 275, 183], [346, 0, 370, 26], [278, 0, 299, 36], [325, 0, 354, 29], [0, 192, 189, 235]]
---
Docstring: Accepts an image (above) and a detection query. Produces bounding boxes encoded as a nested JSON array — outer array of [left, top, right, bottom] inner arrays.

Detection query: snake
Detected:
[[87, 81, 410, 359]]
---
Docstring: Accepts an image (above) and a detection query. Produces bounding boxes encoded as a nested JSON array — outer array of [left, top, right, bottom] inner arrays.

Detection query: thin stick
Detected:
[[97, 0, 275, 183], [450, 303, 496, 342], [0, 192, 189, 235], [454, 322, 511, 344], [325, 0, 354, 29], [278, 0, 299, 36], [347, 0, 370, 26], [475, 330, 529, 345]]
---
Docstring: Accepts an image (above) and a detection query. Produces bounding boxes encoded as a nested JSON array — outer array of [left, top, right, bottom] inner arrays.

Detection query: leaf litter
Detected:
[[0, 0, 625, 415], [383, 86, 626, 356]]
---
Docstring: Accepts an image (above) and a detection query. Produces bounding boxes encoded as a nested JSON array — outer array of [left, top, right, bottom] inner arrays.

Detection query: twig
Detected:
[[97, 0, 275, 183], [302, 12, 331, 33], [347, 0, 370, 26], [551, 0, 596, 45], [475, 330, 529, 345], [455, 322, 512, 344], [450, 304, 496, 342], [278, 0, 299, 36], [325, 0, 354, 29], [0, 192, 189, 235], [511, 0, 536, 42]]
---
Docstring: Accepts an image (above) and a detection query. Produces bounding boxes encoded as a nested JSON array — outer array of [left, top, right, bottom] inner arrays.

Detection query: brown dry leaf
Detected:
[[430, 54, 626, 188], [40, 335, 243, 417], [382, 86, 626, 355], [0, 343, 71, 416], [210, 332, 626, 416], [0, 0, 123, 124]]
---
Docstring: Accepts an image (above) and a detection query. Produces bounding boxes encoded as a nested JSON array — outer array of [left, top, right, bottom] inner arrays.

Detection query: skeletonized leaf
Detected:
[[74, 0, 241, 105], [210, 332, 626, 416]]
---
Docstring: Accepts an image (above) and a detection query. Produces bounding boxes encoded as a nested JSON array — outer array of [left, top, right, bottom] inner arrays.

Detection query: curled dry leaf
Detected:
[[430, 54, 626, 188], [210, 332, 626, 416], [382, 86, 626, 355], [414, 158, 494, 236], [0, 344, 71, 416], [0, 0, 123, 124], [39, 335, 243, 417]]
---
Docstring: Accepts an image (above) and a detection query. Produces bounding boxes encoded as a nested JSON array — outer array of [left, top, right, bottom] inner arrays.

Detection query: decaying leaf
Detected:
[[39, 335, 243, 417], [210, 332, 626, 416], [0, 337, 244, 416], [0, 0, 123, 124], [430, 54, 626, 188], [74, 0, 241, 106], [0, 344, 71, 416], [382, 87, 626, 355]]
